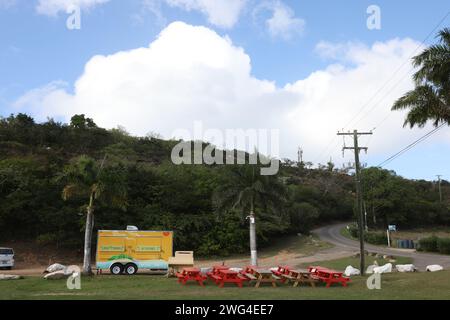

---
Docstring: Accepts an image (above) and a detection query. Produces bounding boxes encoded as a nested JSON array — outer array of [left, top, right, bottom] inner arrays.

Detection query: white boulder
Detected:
[[45, 263, 66, 274], [373, 263, 393, 274], [366, 264, 377, 274], [344, 265, 360, 276], [395, 264, 417, 272], [426, 265, 444, 272], [44, 270, 70, 280]]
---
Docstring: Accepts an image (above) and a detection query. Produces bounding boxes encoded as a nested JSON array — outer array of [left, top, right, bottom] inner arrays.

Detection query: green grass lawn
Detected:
[[1, 264, 448, 300]]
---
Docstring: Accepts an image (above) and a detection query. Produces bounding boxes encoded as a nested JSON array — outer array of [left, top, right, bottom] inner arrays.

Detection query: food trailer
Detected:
[[96, 227, 173, 275]]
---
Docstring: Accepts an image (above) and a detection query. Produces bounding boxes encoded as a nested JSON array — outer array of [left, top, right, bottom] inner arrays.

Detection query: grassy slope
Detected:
[[340, 225, 450, 242], [198, 234, 333, 263]]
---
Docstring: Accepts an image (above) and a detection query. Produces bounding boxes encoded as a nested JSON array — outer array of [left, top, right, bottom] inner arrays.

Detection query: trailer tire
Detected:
[[110, 263, 123, 275], [125, 263, 138, 275]]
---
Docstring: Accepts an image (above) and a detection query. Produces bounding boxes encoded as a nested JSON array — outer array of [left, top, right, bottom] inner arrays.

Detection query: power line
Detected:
[[377, 123, 446, 168], [347, 10, 450, 130], [311, 10, 450, 165]]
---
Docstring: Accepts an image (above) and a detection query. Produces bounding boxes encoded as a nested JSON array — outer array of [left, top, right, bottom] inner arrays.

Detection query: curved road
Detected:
[[313, 223, 450, 270]]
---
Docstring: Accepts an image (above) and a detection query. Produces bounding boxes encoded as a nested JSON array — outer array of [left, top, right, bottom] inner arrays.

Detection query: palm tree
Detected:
[[392, 28, 450, 127], [58, 155, 127, 275], [213, 163, 286, 266]]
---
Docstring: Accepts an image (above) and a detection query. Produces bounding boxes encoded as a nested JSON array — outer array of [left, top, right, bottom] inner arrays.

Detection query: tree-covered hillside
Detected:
[[0, 114, 448, 256]]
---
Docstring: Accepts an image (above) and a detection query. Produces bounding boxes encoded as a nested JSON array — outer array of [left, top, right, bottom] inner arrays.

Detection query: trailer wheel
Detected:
[[125, 263, 138, 275], [110, 263, 123, 275]]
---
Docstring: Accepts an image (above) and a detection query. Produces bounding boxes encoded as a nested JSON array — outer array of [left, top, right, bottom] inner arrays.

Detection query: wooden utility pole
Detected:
[[338, 130, 372, 275], [298, 147, 303, 164], [437, 175, 443, 203]]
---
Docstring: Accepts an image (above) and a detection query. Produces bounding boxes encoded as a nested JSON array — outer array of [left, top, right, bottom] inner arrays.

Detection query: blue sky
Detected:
[[0, 0, 449, 181]]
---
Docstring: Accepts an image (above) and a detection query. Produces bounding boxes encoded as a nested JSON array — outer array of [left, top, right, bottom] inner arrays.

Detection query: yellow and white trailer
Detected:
[[96, 229, 173, 275]]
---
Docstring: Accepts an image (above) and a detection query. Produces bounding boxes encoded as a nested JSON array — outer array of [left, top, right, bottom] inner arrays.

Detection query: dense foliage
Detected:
[[392, 28, 450, 127], [418, 236, 450, 254], [0, 114, 449, 256]]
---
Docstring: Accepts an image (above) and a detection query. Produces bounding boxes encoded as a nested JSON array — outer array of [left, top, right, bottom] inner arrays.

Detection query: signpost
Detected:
[[387, 225, 396, 247]]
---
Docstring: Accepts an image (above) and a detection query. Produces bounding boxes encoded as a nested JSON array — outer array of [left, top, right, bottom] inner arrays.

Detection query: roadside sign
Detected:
[[388, 225, 397, 231]]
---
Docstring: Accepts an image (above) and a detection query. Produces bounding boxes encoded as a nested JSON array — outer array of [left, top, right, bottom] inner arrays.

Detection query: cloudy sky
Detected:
[[1, 0, 449, 180]]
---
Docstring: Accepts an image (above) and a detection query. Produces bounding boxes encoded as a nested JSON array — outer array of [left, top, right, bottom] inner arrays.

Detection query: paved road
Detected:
[[313, 222, 450, 270]]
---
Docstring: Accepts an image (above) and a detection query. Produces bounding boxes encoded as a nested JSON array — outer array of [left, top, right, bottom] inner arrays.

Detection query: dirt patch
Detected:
[[197, 247, 356, 269], [0, 240, 82, 270]]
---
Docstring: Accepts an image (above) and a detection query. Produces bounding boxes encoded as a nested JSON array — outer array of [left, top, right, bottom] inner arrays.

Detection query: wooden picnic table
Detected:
[[272, 265, 291, 277], [308, 266, 350, 288], [215, 269, 246, 288], [176, 267, 207, 286], [281, 269, 318, 287], [254, 269, 279, 288], [272, 265, 292, 283], [239, 265, 258, 281]]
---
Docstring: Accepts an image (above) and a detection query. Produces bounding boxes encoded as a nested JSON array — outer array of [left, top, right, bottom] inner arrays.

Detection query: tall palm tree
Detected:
[[58, 155, 127, 275], [392, 28, 450, 127], [213, 163, 286, 266]]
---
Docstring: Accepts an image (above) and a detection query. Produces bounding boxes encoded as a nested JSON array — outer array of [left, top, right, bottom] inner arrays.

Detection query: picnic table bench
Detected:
[[176, 267, 207, 286], [281, 269, 318, 287], [215, 269, 247, 288], [239, 265, 258, 281], [272, 265, 291, 277], [207, 265, 230, 284], [272, 265, 292, 283], [308, 266, 350, 288], [254, 269, 279, 288]]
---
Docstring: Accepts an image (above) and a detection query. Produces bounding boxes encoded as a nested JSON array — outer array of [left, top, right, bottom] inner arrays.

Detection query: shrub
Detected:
[[364, 231, 387, 245], [418, 236, 439, 252], [347, 224, 387, 245], [348, 224, 359, 238], [437, 237, 450, 254]]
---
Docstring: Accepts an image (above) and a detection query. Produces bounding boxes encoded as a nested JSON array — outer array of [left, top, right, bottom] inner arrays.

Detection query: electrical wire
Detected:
[[377, 123, 446, 168]]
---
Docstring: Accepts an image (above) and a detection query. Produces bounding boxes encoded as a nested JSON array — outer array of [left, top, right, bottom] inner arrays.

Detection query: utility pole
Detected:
[[338, 130, 372, 275], [298, 147, 303, 164], [437, 175, 443, 203]]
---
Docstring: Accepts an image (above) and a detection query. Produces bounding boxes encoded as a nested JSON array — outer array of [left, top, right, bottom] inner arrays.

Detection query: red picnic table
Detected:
[[272, 265, 292, 277], [308, 266, 350, 288], [238, 265, 258, 282], [214, 269, 247, 288], [272, 265, 292, 283], [207, 265, 230, 284], [176, 267, 207, 286]]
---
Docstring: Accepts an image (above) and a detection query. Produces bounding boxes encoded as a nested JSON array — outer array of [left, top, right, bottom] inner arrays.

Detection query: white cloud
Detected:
[[14, 21, 449, 167], [253, 1, 305, 40], [165, 0, 247, 28], [36, 0, 110, 16]]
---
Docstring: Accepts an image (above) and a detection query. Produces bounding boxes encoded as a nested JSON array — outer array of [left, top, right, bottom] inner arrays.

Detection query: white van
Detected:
[[0, 248, 14, 270]]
